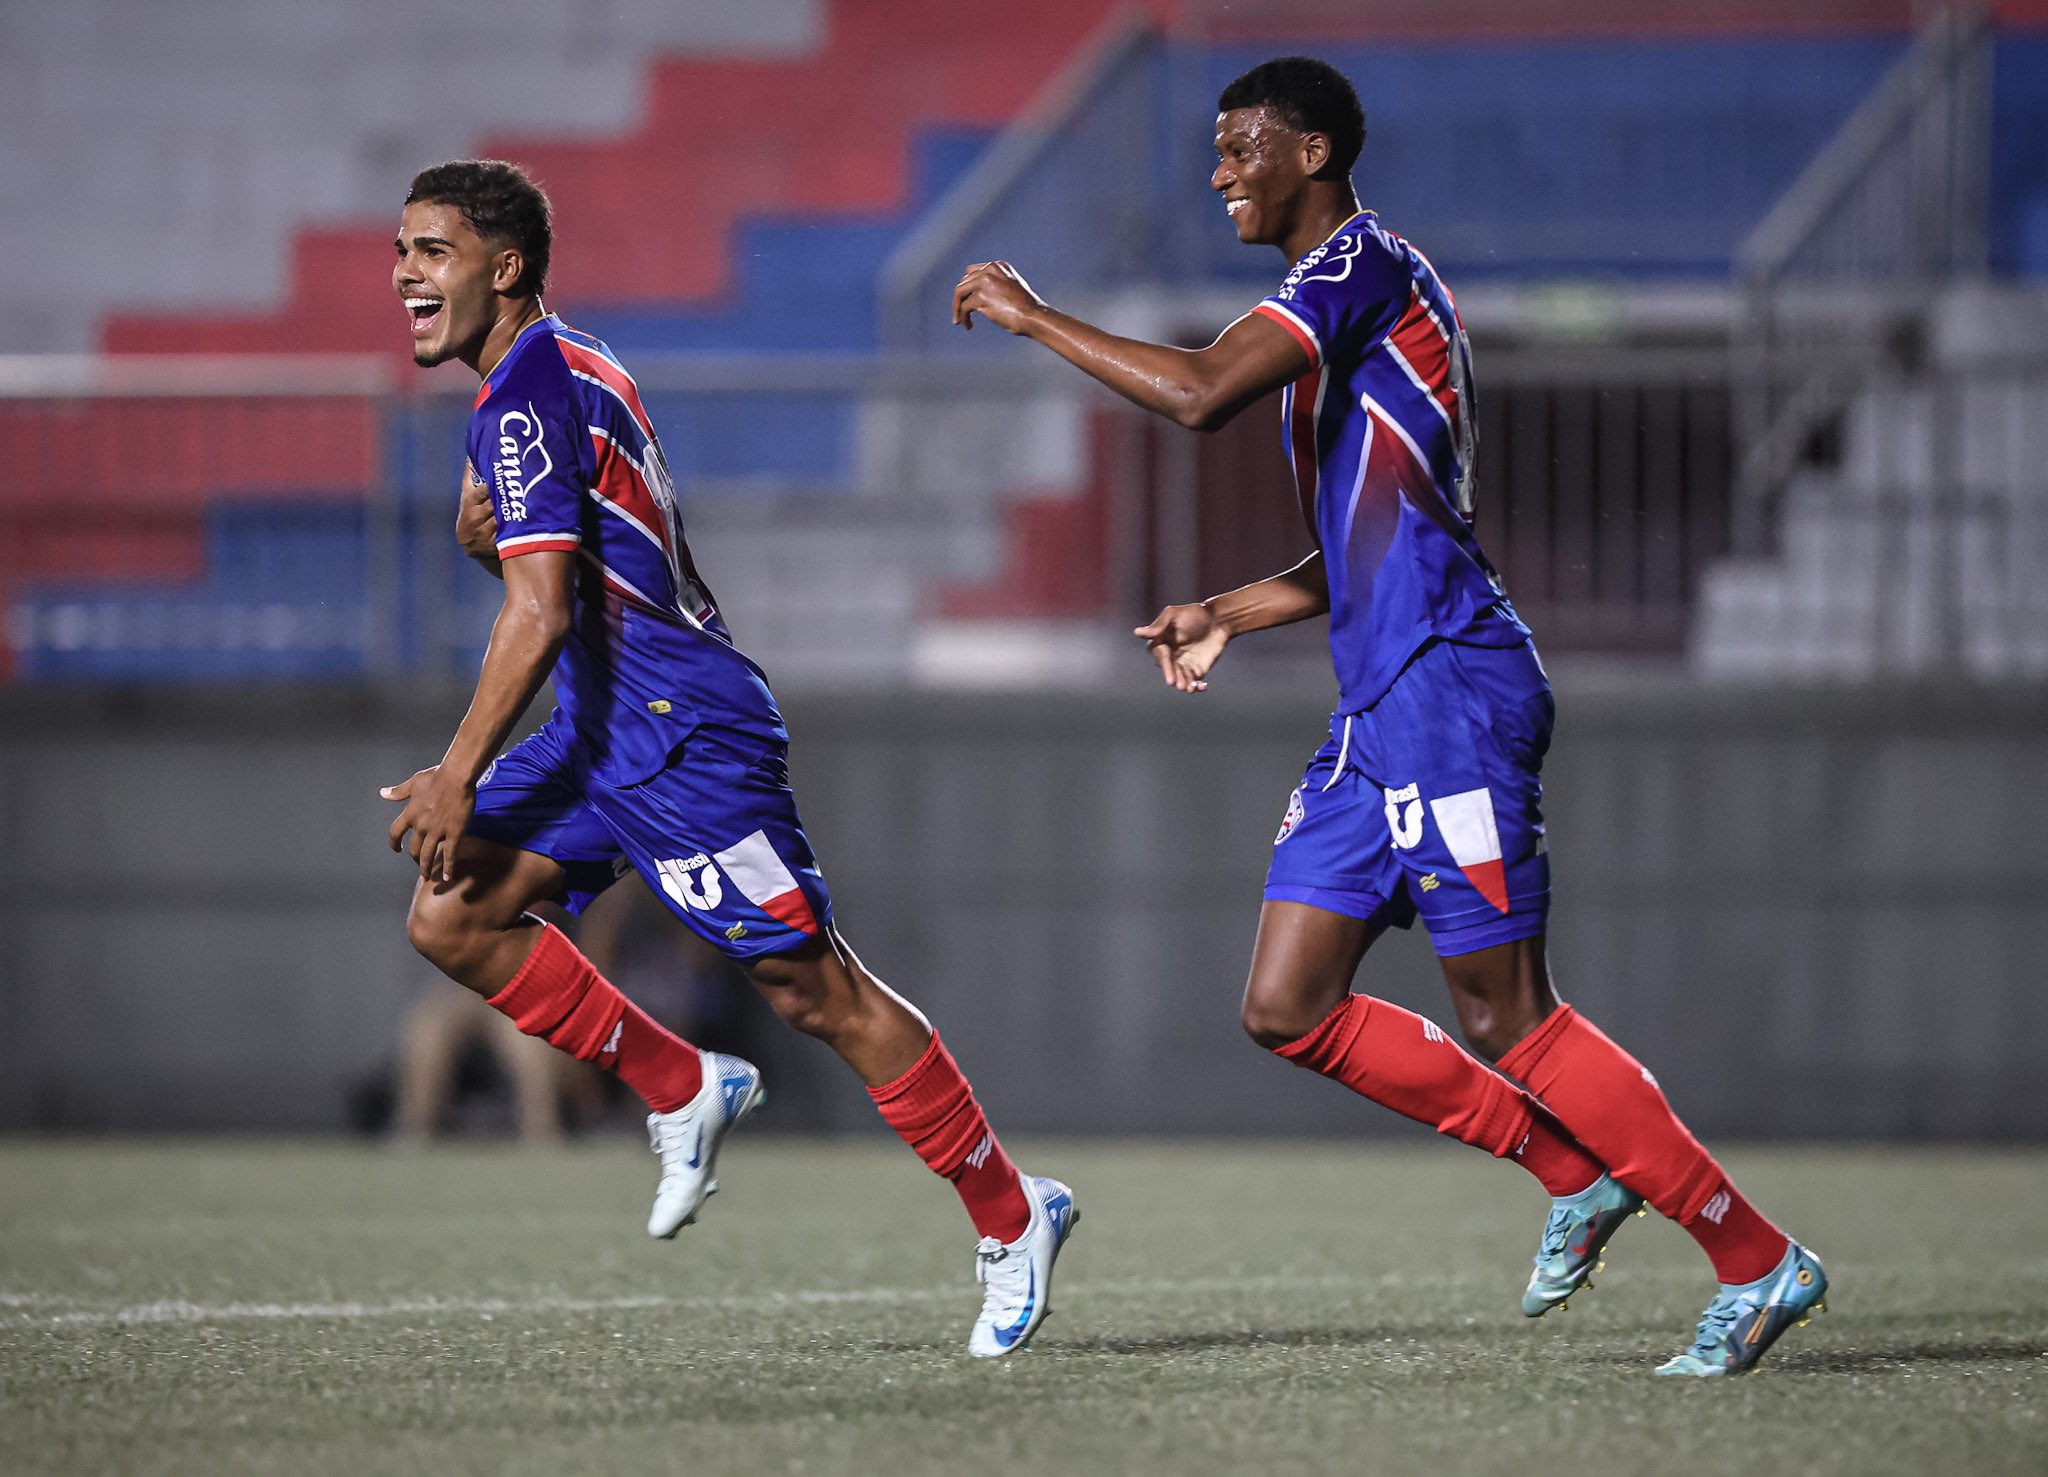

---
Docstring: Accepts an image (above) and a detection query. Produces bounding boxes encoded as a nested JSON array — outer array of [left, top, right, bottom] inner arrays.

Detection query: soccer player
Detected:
[[952, 59, 1825, 1376], [383, 160, 1075, 1357]]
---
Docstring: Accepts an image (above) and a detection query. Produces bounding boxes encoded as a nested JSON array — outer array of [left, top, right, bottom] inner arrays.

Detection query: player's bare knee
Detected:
[[1241, 995, 1318, 1052], [405, 890, 483, 973]]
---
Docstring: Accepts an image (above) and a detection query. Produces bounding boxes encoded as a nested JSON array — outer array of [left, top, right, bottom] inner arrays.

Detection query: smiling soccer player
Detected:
[[953, 58, 1825, 1376], [384, 160, 1076, 1357]]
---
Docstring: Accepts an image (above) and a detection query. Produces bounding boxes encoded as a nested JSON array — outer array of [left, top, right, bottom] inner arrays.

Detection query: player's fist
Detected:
[[952, 261, 1047, 334], [1135, 602, 1230, 693], [456, 462, 501, 568]]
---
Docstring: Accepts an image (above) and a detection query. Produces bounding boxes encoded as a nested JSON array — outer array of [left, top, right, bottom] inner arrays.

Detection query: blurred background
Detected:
[[0, 0, 2042, 1142]]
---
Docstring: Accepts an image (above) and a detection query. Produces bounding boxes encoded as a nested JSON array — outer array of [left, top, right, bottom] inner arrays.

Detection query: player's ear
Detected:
[[492, 246, 527, 296], [1300, 131, 1330, 178]]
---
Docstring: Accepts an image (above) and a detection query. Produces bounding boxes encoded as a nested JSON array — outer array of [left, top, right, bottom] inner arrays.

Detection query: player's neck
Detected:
[[470, 299, 548, 380], [1279, 188, 1364, 265]]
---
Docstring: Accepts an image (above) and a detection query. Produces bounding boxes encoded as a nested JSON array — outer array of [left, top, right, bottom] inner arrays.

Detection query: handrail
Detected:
[[1736, 3, 1988, 284], [0, 354, 396, 398], [877, 7, 1157, 350]]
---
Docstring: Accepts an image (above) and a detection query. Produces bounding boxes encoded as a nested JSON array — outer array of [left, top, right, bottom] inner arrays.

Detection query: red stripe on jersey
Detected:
[[1253, 303, 1320, 367], [588, 432, 671, 554], [556, 337, 655, 441], [1387, 290, 1460, 429], [498, 537, 580, 558], [1363, 399, 1430, 488], [1287, 366, 1323, 528]]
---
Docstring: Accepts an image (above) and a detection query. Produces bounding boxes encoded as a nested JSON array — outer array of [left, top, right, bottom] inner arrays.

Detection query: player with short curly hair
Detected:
[[954, 58, 1825, 1377]]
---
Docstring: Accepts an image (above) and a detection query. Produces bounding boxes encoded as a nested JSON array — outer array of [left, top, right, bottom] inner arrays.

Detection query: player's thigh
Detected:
[[1243, 900, 1386, 1046], [1251, 721, 1411, 1043], [405, 836, 568, 958], [590, 726, 835, 965], [1366, 641, 1554, 961], [462, 720, 630, 919], [1435, 933, 1559, 1061]]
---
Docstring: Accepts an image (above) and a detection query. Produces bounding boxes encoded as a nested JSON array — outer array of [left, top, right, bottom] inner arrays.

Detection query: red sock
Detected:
[[868, 1033, 1031, 1242], [487, 920, 704, 1112], [1499, 1005, 1789, 1284], [1276, 995, 1604, 1197]]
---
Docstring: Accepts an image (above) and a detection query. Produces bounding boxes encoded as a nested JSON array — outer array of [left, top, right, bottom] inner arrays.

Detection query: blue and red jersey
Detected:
[[1251, 210, 1529, 712], [467, 314, 783, 783]]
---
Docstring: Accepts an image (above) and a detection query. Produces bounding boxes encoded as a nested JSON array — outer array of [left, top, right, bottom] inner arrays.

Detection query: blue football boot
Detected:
[[1522, 1172, 1647, 1317], [1655, 1242, 1828, 1376]]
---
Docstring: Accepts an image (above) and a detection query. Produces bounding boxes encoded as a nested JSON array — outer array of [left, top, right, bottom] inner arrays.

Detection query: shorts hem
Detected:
[[710, 909, 835, 962], [1426, 907, 1548, 957], [1263, 884, 1415, 930]]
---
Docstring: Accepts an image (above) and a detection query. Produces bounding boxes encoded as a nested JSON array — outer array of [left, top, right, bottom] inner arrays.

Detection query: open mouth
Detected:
[[404, 296, 444, 337], [1225, 198, 1250, 218]]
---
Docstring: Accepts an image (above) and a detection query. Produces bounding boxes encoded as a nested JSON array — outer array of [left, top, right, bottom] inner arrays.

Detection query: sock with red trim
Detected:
[[868, 1033, 1032, 1243], [1498, 1004, 1790, 1285], [486, 919, 704, 1112], [1275, 994, 1604, 1197]]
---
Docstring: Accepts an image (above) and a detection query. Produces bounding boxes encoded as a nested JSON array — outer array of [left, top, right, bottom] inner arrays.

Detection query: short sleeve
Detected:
[[471, 355, 586, 559], [1254, 224, 1408, 371]]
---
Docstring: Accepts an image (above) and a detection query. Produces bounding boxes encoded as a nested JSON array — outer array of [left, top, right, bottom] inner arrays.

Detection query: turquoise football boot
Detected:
[[1522, 1172, 1647, 1317], [1655, 1242, 1828, 1376]]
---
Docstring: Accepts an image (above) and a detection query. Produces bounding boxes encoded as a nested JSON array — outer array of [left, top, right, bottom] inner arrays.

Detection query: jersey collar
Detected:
[[476, 311, 559, 399], [1293, 208, 1374, 266]]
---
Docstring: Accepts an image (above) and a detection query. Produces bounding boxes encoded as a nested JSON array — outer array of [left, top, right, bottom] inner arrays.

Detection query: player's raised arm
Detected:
[[1135, 551, 1327, 693], [952, 262, 1310, 433], [383, 548, 574, 882]]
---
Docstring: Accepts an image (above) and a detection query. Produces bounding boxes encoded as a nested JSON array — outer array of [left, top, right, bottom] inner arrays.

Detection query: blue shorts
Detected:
[[1265, 639, 1553, 957], [468, 715, 833, 961]]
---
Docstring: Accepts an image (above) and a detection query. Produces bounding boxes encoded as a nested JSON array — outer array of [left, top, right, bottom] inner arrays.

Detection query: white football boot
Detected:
[[645, 1050, 765, 1239], [968, 1173, 1079, 1357]]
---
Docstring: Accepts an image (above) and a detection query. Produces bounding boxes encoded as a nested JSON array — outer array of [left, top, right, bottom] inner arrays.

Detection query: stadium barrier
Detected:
[[0, 342, 1755, 683]]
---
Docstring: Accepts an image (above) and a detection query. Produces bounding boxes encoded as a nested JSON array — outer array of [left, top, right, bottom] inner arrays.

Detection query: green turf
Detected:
[[2, 1140, 2044, 1476]]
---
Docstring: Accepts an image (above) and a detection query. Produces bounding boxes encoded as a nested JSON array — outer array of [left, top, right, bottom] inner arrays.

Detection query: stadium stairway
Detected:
[[18, 4, 2048, 682], [99, 0, 1177, 357], [1692, 286, 2048, 680]]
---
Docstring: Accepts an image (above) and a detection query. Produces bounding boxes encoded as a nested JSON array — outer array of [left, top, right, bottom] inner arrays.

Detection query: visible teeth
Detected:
[[1226, 199, 1248, 215], [405, 298, 441, 311]]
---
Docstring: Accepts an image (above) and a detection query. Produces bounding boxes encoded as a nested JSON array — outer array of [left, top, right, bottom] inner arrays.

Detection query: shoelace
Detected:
[[1686, 1292, 1747, 1354], [974, 1237, 1007, 1288], [1536, 1203, 1581, 1264], [647, 1113, 695, 1159]]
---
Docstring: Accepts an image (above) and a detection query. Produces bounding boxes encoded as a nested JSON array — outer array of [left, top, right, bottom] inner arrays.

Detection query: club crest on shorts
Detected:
[[1275, 788, 1306, 844]]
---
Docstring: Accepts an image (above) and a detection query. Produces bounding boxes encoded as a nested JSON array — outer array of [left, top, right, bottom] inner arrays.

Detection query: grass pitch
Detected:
[[2, 1139, 2043, 1476]]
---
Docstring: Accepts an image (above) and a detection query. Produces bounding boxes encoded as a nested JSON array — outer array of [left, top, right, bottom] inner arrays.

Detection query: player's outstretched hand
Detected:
[[1135, 602, 1229, 693], [953, 261, 1047, 334], [381, 766, 475, 884]]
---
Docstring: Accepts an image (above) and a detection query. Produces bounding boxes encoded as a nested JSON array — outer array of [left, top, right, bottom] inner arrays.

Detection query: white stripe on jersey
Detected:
[[1382, 338, 1456, 436], [566, 365, 649, 437], [586, 426, 672, 555], [1339, 414, 1376, 553], [498, 530, 581, 551], [578, 548, 705, 632], [1359, 388, 1435, 472]]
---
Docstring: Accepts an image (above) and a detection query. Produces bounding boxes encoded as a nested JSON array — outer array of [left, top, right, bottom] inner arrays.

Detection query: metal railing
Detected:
[[1732, 3, 1993, 550]]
